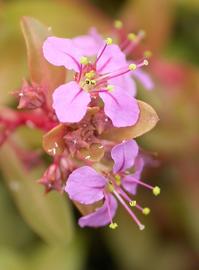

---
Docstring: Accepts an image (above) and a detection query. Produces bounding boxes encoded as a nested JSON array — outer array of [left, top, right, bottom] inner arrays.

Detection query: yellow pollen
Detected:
[[128, 33, 137, 41], [109, 222, 118, 229], [144, 50, 152, 58], [106, 37, 113, 45], [142, 207, 150, 215], [129, 63, 137, 70], [85, 71, 95, 79], [80, 56, 89, 65], [143, 59, 149, 66], [107, 85, 114, 92], [108, 183, 114, 192], [115, 174, 121, 185], [153, 186, 161, 196], [129, 200, 137, 207], [114, 20, 123, 29]]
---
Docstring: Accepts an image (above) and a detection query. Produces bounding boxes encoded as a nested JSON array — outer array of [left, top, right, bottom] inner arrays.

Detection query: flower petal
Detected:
[[96, 44, 127, 74], [121, 175, 138, 195], [122, 156, 145, 195], [72, 35, 101, 56], [65, 166, 106, 204], [89, 27, 104, 48], [43, 37, 81, 72], [52, 81, 91, 123], [133, 69, 154, 90], [109, 75, 137, 97], [111, 140, 139, 173], [99, 86, 140, 127], [78, 195, 118, 228]]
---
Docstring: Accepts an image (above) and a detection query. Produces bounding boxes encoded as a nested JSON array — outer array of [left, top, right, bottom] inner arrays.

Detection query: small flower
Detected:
[[42, 35, 148, 127], [39, 152, 74, 193], [16, 80, 45, 110], [65, 140, 160, 229]]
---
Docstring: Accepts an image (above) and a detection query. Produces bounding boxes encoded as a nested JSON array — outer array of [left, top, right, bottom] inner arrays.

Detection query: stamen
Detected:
[[80, 56, 89, 65], [153, 186, 161, 196], [109, 222, 118, 229], [95, 37, 113, 65], [129, 63, 137, 70], [128, 33, 137, 41], [142, 207, 150, 215], [144, 50, 152, 58], [85, 71, 95, 79], [105, 194, 118, 229], [127, 177, 153, 190], [113, 190, 145, 230], [96, 64, 136, 85], [106, 37, 113, 45], [124, 30, 146, 55], [114, 20, 123, 29], [130, 200, 137, 207]]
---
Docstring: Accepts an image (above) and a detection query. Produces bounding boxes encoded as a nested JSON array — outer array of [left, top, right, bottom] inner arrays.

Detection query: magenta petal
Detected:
[[111, 140, 139, 173], [65, 166, 106, 205], [122, 156, 145, 195], [96, 44, 127, 74], [133, 69, 154, 90], [52, 81, 91, 123], [72, 35, 101, 56], [99, 86, 140, 127], [78, 195, 118, 228], [43, 37, 81, 72], [121, 175, 138, 195], [89, 27, 104, 48], [109, 75, 137, 97]]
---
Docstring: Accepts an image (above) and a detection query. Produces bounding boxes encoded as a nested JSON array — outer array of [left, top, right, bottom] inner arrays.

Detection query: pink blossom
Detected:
[[65, 140, 160, 229], [42, 35, 149, 127]]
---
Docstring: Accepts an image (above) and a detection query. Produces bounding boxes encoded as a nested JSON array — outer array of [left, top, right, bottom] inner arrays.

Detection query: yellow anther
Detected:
[[114, 20, 123, 29], [80, 56, 89, 65], [153, 186, 161, 196], [108, 183, 114, 192], [128, 33, 137, 41], [90, 80, 96, 85], [129, 200, 137, 207], [115, 174, 121, 185], [129, 63, 137, 70], [139, 224, 145, 231], [107, 85, 114, 92], [109, 222, 118, 229], [85, 71, 95, 79], [142, 207, 150, 215], [144, 50, 152, 58], [106, 37, 113, 45]]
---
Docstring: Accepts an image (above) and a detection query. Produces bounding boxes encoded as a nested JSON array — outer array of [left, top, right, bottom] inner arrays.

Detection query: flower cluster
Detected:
[[2, 18, 159, 230]]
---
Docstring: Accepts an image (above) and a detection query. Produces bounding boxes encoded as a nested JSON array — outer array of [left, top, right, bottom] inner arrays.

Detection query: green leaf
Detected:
[[100, 100, 159, 141], [0, 142, 74, 245], [21, 16, 66, 105]]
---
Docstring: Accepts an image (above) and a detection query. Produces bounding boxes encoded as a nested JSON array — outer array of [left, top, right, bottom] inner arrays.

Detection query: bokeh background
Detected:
[[0, 0, 199, 269]]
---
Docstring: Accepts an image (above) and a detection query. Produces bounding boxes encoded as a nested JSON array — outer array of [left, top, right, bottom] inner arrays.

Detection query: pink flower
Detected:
[[65, 140, 160, 229], [43, 35, 149, 127]]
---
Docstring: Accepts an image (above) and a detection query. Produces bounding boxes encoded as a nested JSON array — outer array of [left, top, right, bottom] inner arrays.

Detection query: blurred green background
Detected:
[[0, 0, 199, 269]]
